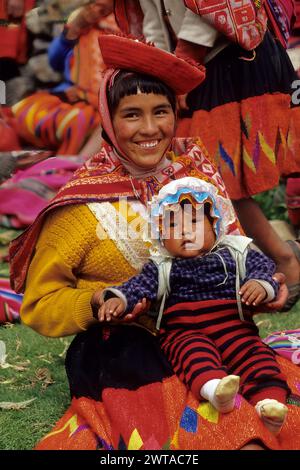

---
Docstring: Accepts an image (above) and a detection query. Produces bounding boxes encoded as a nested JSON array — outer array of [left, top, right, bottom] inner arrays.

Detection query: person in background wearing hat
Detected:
[[10, 35, 300, 450], [98, 177, 289, 437], [11, 1, 117, 156], [0, 0, 35, 81], [113, 0, 300, 312]]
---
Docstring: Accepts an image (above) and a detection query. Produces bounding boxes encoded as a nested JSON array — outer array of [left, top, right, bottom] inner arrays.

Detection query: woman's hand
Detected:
[[246, 272, 288, 314], [264, 272, 288, 312], [65, 1, 114, 40], [177, 94, 188, 111], [122, 298, 150, 323], [242, 273, 288, 319], [91, 289, 150, 323]]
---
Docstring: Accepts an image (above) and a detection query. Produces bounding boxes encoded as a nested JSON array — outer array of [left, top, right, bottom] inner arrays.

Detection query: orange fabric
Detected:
[[177, 94, 300, 199], [69, 15, 119, 109], [12, 92, 100, 154], [35, 356, 300, 450]]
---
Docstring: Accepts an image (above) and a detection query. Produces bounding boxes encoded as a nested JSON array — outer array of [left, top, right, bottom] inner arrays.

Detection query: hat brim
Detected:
[[98, 34, 205, 95]]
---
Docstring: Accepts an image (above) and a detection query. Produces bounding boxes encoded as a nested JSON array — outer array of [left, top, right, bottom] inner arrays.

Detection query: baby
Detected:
[[99, 177, 289, 435]]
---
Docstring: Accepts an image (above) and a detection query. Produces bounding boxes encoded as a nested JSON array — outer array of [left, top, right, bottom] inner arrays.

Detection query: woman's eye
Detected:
[[156, 109, 167, 115], [125, 113, 139, 119]]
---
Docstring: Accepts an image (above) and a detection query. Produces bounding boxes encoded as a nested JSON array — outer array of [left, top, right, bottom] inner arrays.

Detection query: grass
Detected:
[[0, 324, 72, 450]]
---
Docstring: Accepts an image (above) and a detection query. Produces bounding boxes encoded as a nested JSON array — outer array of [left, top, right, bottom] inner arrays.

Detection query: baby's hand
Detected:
[[99, 297, 126, 322], [239, 280, 267, 306]]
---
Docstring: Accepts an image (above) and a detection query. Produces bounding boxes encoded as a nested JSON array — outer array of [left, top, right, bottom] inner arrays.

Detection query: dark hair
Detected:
[[179, 199, 215, 225], [102, 71, 177, 144], [107, 70, 177, 117]]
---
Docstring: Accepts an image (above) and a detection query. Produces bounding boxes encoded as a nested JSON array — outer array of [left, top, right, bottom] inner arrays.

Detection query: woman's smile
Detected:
[[135, 140, 160, 150]]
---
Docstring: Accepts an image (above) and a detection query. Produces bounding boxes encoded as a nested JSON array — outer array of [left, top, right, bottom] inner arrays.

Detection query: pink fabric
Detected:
[[264, 329, 300, 365], [0, 157, 83, 228], [0, 277, 22, 324]]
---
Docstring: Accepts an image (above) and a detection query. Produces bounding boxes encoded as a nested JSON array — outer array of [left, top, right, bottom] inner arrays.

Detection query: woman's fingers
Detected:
[[122, 298, 149, 322], [266, 273, 288, 311]]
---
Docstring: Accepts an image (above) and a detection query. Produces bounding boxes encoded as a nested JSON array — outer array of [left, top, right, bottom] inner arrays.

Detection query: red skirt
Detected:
[[35, 325, 300, 450]]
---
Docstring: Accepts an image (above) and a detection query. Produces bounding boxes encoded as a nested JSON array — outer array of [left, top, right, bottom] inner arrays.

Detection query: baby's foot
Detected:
[[255, 399, 288, 435], [213, 375, 240, 413]]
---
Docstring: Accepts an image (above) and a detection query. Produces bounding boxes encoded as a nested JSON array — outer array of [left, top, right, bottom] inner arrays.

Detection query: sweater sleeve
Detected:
[[20, 205, 101, 337], [243, 249, 279, 301], [106, 261, 159, 314], [21, 245, 96, 337], [48, 34, 77, 73]]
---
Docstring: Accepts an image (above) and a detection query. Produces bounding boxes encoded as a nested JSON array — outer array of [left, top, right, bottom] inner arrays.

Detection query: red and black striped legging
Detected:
[[159, 299, 289, 405]]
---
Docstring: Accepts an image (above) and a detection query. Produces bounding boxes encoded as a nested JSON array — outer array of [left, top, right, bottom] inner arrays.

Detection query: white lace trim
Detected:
[[87, 202, 149, 272]]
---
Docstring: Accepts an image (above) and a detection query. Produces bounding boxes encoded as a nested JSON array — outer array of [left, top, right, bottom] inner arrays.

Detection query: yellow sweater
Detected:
[[21, 202, 147, 337]]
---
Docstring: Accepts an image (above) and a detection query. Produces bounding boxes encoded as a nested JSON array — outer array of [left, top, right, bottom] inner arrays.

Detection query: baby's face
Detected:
[[162, 205, 216, 258]]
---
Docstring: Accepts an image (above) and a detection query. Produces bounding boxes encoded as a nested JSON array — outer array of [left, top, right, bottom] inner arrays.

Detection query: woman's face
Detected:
[[112, 92, 176, 169]]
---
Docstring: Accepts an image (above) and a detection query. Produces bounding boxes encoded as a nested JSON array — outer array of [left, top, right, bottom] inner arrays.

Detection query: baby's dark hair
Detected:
[[179, 198, 215, 225], [107, 70, 177, 117]]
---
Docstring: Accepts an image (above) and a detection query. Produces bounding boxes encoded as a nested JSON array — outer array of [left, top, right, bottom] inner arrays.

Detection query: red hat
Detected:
[[98, 34, 205, 95]]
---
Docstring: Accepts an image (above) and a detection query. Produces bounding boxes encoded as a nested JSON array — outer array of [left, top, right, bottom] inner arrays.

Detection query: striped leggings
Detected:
[[159, 299, 289, 405]]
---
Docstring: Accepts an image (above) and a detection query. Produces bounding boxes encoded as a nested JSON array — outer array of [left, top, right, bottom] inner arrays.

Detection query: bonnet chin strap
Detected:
[[227, 248, 246, 322], [153, 258, 173, 331], [218, 235, 253, 322]]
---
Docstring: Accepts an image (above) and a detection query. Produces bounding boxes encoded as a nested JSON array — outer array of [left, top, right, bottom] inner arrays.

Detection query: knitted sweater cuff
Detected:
[[74, 290, 96, 330]]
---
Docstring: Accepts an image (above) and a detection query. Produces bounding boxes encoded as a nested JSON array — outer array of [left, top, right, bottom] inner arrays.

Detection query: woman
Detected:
[[10, 35, 300, 450], [113, 0, 300, 311]]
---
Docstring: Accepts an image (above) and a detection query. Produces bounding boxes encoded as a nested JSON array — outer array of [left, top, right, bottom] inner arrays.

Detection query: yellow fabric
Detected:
[[20, 202, 143, 337]]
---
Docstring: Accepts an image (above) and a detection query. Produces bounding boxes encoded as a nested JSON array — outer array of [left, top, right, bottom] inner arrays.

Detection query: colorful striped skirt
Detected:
[[12, 93, 101, 155]]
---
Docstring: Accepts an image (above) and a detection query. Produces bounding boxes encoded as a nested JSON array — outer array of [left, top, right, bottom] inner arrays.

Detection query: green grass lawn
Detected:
[[0, 324, 72, 450], [1, 302, 300, 450]]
